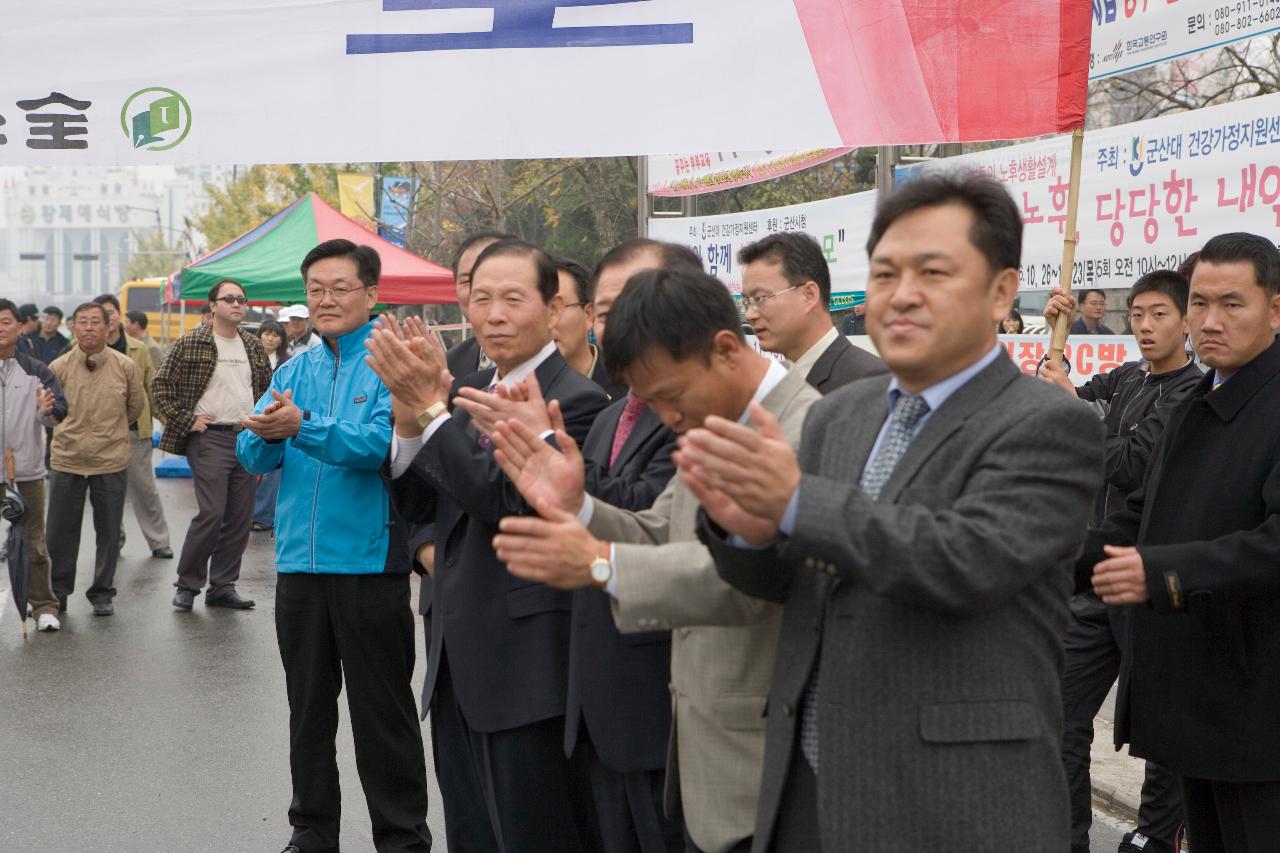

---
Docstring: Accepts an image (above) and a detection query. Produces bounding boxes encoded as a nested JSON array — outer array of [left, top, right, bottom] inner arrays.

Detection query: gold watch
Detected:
[[415, 402, 448, 429]]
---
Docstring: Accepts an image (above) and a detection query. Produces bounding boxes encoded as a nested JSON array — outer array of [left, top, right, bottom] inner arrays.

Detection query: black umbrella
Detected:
[[2, 452, 29, 640]]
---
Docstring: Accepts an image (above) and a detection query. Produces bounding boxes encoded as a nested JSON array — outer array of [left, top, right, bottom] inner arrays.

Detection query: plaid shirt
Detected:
[[152, 324, 272, 455]]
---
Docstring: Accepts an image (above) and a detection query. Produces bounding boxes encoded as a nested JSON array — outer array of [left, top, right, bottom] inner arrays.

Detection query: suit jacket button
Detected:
[[783, 703, 794, 717]]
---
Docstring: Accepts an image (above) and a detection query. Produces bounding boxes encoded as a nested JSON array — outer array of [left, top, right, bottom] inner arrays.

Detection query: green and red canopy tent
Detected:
[[166, 192, 456, 305]]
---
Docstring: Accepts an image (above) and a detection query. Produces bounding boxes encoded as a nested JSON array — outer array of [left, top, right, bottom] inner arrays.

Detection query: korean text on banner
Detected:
[[0, 1, 1089, 166], [999, 334, 1143, 382], [648, 190, 878, 305], [1090, 0, 1280, 81], [648, 149, 853, 197]]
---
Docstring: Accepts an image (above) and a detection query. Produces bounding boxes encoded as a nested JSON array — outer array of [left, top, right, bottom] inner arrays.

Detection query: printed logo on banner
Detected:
[[347, 1, 693, 54], [120, 87, 192, 152]]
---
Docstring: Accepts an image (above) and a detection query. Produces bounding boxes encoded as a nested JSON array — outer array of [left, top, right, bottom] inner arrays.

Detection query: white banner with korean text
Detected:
[[1090, 0, 1280, 80]]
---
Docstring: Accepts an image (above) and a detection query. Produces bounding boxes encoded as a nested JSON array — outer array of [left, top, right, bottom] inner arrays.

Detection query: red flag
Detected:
[[793, 0, 1091, 145]]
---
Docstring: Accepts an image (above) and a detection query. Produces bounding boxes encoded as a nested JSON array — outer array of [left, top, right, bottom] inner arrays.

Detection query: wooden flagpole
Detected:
[[1049, 125, 1087, 365]]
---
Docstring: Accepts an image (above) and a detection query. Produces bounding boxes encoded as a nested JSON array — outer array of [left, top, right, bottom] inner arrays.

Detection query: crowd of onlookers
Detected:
[[3, 170, 1278, 853]]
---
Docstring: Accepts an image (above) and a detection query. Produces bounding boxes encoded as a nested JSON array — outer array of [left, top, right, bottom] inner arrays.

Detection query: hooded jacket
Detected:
[[0, 351, 67, 482], [236, 321, 409, 574]]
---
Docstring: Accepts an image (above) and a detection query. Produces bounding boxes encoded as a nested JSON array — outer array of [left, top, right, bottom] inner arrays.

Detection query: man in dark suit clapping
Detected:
[[681, 172, 1105, 851], [369, 238, 609, 853]]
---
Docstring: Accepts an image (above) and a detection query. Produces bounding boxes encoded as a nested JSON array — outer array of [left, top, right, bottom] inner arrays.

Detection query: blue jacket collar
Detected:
[[319, 320, 376, 362]]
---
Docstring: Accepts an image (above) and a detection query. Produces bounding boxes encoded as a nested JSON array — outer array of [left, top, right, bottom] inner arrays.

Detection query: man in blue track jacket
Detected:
[[237, 239, 431, 853]]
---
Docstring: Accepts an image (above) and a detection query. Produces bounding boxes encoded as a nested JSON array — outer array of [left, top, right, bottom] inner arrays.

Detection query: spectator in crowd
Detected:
[[280, 304, 320, 357], [374, 238, 608, 853], [250, 320, 290, 532], [0, 298, 67, 632], [680, 172, 1104, 850], [1001, 308, 1024, 333], [47, 302, 144, 617], [153, 279, 271, 611], [553, 255, 625, 399], [839, 300, 868, 336], [1071, 288, 1115, 335], [1081, 232, 1280, 851], [739, 231, 887, 391], [125, 309, 165, 372], [1041, 271, 1203, 853], [199, 304, 213, 326], [484, 267, 821, 853], [453, 238, 703, 852], [445, 230, 512, 380], [17, 304, 40, 337], [23, 306, 68, 365], [240, 239, 432, 853], [94, 294, 172, 559]]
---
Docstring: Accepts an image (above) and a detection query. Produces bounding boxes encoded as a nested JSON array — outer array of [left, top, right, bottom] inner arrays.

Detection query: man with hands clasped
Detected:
[[370, 238, 608, 853], [485, 268, 820, 853]]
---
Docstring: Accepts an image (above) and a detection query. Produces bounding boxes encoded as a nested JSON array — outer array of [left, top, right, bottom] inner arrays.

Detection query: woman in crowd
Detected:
[[1002, 308, 1025, 334], [250, 320, 290, 532]]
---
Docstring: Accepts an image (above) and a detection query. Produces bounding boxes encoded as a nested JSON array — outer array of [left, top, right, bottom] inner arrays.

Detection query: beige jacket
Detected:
[[586, 367, 820, 853], [49, 346, 143, 475]]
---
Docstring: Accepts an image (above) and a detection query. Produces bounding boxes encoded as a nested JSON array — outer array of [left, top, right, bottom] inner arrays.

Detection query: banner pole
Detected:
[[1049, 126, 1086, 364]]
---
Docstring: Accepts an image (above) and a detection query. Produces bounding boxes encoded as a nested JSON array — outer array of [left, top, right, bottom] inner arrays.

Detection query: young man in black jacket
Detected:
[[1040, 269, 1203, 853]]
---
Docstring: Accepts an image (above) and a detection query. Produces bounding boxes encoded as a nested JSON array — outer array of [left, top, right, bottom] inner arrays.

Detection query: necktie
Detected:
[[800, 393, 931, 772], [477, 348, 493, 372], [477, 381, 497, 449], [609, 394, 647, 467]]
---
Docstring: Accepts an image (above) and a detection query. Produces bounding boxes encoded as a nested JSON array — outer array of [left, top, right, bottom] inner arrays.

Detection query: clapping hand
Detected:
[[365, 313, 453, 435], [490, 402, 586, 516], [454, 373, 553, 439], [493, 500, 603, 590], [242, 389, 302, 439]]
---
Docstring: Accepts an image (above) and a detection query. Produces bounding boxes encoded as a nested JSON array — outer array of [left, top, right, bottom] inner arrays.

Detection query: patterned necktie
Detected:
[[477, 348, 493, 372], [609, 394, 647, 467], [800, 393, 931, 772], [477, 381, 497, 449]]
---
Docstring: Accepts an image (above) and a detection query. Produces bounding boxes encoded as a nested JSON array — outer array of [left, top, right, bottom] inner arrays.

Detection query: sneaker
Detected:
[[36, 613, 61, 632], [92, 601, 114, 616], [250, 522, 270, 532]]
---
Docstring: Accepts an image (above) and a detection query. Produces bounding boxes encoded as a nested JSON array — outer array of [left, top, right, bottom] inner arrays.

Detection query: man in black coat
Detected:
[[370, 239, 609, 853], [444, 230, 512, 380], [738, 232, 887, 392], [1083, 232, 1280, 852], [1041, 270, 1203, 853]]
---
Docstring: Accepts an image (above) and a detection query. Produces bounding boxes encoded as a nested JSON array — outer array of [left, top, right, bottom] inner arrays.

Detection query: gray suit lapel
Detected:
[[821, 381, 890, 485], [877, 353, 1020, 503]]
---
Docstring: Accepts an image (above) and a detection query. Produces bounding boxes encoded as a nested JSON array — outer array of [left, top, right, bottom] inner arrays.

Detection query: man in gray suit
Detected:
[[680, 172, 1106, 851], [485, 268, 821, 853], [739, 231, 888, 392]]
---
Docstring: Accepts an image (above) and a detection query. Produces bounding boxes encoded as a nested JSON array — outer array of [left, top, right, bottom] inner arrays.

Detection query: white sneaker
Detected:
[[36, 613, 61, 632]]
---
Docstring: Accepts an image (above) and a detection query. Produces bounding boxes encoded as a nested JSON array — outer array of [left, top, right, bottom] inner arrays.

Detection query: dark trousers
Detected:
[[275, 572, 431, 853], [767, 752, 820, 853], [430, 650, 594, 853], [175, 430, 255, 596], [1061, 593, 1183, 851], [579, 735, 683, 853], [47, 468, 127, 605], [1181, 777, 1280, 853]]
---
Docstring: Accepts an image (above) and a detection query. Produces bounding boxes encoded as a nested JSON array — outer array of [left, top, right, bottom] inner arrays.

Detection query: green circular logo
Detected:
[[120, 87, 192, 152]]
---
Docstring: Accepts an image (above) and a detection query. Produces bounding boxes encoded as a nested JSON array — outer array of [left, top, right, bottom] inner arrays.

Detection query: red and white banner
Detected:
[[648, 149, 852, 197], [0, 1, 1090, 166], [851, 334, 1145, 383]]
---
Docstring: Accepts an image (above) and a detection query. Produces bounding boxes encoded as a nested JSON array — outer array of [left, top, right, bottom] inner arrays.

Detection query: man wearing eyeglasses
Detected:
[[47, 302, 144, 616], [739, 232, 887, 393], [553, 255, 626, 400], [153, 279, 272, 612]]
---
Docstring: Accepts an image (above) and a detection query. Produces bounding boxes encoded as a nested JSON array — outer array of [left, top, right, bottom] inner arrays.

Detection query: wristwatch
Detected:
[[589, 555, 612, 588], [415, 401, 448, 429]]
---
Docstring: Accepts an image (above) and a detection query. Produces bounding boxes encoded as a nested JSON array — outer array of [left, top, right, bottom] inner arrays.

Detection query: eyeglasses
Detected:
[[740, 285, 803, 312], [305, 285, 366, 301], [216, 295, 249, 305]]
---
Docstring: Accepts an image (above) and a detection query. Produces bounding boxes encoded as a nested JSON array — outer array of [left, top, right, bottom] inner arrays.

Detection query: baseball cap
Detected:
[[17, 303, 39, 322], [279, 305, 310, 321]]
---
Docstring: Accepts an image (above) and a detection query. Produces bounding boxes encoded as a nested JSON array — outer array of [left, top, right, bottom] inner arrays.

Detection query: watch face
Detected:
[[590, 559, 611, 584]]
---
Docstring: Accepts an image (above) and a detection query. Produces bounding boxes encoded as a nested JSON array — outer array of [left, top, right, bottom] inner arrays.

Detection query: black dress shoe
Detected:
[[152, 547, 174, 558], [206, 590, 255, 610], [172, 588, 195, 612]]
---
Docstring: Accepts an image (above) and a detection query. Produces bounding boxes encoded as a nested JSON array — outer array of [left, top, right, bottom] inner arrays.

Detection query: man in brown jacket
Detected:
[[152, 279, 271, 611], [47, 302, 144, 617]]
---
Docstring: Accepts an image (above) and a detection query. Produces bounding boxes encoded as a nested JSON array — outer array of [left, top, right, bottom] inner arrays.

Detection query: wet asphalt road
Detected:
[[0, 458, 1135, 852]]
